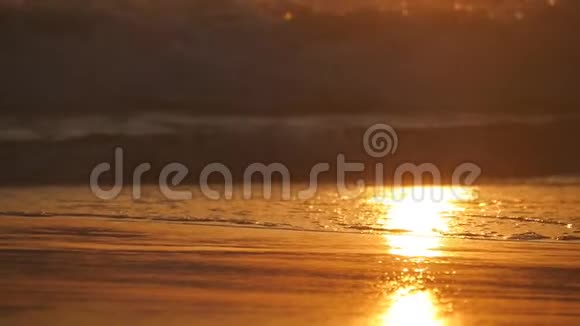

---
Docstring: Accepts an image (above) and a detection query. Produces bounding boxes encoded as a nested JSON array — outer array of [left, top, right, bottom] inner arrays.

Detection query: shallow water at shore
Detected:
[[0, 185, 579, 325]]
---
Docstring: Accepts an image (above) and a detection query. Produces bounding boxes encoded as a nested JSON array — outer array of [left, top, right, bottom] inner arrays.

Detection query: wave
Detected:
[[0, 113, 575, 142], [464, 214, 573, 227], [2, 210, 578, 242], [0, 210, 295, 229], [506, 231, 551, 241]]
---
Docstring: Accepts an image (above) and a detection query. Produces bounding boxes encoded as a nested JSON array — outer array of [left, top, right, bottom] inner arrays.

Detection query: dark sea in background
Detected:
[[1, 113, 580, 185], [2, 0, 580, 117], [2, 1, 580, 184]]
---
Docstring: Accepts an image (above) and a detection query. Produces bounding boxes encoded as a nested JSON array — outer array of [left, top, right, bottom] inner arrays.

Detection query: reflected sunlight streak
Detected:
[[370, 186, 471, 325], [373, 186, 474, 257], [380, 287, 445, 326]]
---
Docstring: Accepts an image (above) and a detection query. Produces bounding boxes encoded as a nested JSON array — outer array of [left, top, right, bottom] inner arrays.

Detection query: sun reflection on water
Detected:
[[380, 287, 445, 326], [373, 186, 474, 257], [369, 187, 474, 325]]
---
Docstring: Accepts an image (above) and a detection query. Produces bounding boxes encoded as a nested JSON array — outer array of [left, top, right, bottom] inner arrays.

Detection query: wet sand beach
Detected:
[[0, 185, 578, 325]]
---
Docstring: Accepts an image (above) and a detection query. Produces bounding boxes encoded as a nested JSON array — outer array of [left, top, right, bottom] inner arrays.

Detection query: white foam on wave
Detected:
[[0, 112, 572, 142]]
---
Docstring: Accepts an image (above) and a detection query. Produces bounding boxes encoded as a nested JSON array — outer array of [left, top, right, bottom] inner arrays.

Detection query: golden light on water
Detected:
[[380, 287, 445, 326], [373, 186, 474, 257], [369, 186, 473, 325]]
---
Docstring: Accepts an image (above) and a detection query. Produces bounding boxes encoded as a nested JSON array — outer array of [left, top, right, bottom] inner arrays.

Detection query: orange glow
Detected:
[[283, 11, 294, 21], [372, 186, 473, 257], [380, 287, 446, 326]]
